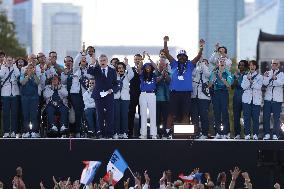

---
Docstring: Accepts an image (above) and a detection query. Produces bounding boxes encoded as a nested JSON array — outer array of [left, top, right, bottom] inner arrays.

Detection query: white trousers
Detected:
[[139, 92, 157, 136]]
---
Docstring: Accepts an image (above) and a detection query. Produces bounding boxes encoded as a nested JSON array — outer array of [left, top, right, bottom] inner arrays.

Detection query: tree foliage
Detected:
[[0, 13, 26, 57]]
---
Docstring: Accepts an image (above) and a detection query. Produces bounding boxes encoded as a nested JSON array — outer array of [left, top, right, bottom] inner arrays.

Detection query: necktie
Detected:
[[102, 68, 106, 77]]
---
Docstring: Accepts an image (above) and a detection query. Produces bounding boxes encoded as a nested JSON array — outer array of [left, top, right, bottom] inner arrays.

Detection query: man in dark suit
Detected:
[[87, 54, 119, 138], [128, 54, 142, 138]]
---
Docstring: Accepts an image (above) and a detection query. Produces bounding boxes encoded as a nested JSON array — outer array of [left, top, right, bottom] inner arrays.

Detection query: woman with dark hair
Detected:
[[15, 57, 28, 71], [113, 58, 134, 139], [209, 58, 233, 139], [209, 43, 232, 71], [138, 62, 157, 139], [70, 52, 92, 137], [231, 60, 248, 139], [241, 60, 263, 140]]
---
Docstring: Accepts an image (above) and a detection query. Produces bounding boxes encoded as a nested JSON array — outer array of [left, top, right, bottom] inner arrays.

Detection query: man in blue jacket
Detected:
[[87, 54, 119, 138]]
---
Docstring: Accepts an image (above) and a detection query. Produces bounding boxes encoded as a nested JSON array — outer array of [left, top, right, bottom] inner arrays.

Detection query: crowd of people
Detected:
[[0, 166, 281, 189], [0, 36, 284, 140]]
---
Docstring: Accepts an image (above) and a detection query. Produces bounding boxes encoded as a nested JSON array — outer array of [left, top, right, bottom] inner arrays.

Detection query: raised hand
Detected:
[[124, 57, 128, 66], [144, 170, 150, 184], [230, 167, 241, 181], [204, 173, 211, 181], [215, 42, 220, 51], [124, 178, 130, 189], [40, 181, 45, 189], [191, 168, 200, 175], [274, 183, 280, 189], [199, 39, 205, 48], [164, 36, 169, 42]]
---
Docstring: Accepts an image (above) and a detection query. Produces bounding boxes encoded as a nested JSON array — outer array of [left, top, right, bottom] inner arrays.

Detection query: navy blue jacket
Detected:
[[87, 65, 119, 100]]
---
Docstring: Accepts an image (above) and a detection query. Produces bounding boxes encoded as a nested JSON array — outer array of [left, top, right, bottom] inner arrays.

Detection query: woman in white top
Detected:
[[241, 60, 263, 140], [0, 56, 20, 138], [113, 58, 134, 139], [191, 58, 211, 139], [70, 52, 92, 137]]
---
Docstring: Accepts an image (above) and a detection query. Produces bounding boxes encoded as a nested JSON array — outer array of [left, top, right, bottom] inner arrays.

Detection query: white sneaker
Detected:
[[139, 135, 147, 139], [10, 132, 16, 138], [51, 125, 58, 132], [31, 132, 40, 138], [234, 135, 241, 139], [263, 134, 270, 140], [223, 133, 231, 139], [60, 125, 68, 132], [199, 135, 208, 139], [253, 134, 258, 140], [244, 134, 251, 140], [22, 132, 30, 138], [272, 135, 278, 140], [214, 133, 222, 139], [113, 134, 119, 139], [122, 133, 128, 139], [3, 133, 10, 138], [151, 135, 158, 139], [16, 133, 21, 138]]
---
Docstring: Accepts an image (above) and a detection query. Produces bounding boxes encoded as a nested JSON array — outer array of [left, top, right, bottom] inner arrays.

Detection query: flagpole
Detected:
[[128, 166, 136, 179]]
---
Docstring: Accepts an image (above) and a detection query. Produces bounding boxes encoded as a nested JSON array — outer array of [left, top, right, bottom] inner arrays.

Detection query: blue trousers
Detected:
[[21, 96, 38, 132], [71, 93, 84, 132], [2, 96, 18, 133], [46, 103, 68, 127], [191, 98, 210, 135], [95, 95, 115, 137], [212, 90, 230, 135], [263, 100, 282, 136], [233, 90, 243, 135], [114, 99, 130, 134], [84, 108, 97, 132], [243, 103, 260, 135]]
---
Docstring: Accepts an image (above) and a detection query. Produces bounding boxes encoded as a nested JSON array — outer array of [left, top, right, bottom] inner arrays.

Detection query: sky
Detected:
[[42, 0, 254, 58]]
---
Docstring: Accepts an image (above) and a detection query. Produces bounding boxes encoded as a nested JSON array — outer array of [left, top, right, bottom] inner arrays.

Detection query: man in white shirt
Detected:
[[263, 59, 284, 140]]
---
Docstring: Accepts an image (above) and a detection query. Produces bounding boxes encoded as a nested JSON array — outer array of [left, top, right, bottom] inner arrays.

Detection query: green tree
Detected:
[[0, 13, 26, 57]]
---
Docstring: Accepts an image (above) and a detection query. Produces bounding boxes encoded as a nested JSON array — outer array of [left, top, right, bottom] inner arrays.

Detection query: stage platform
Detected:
[[0, 139, 284, 188]]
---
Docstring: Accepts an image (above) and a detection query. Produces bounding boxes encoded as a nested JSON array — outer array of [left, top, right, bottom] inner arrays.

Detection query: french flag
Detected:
[[80, 161, 101, 185], [104, 149, 128, 185], [179, 173, 203, 183]]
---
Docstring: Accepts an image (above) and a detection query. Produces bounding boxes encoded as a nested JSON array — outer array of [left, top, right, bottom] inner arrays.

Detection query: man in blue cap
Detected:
[[163, 36, 205, 136]]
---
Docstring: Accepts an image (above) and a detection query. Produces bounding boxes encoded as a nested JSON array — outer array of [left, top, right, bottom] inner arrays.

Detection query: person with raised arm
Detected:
[[209, 42, 232, 71], [113, 57, 134, 139], [128, 53, 143, 138], [163, 36, 204, 135], [137, 57, 158, 139], [191, 58, 211, 139]]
